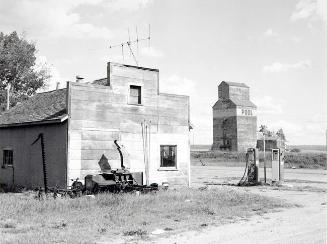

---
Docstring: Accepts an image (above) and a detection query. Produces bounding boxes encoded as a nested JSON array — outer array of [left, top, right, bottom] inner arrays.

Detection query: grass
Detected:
[[0, 187, 290, 243], [191, 151, 326, 169]]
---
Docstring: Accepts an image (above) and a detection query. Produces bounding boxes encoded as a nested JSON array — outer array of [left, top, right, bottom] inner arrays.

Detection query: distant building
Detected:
[[256, 133, 286, 151], [212, 81, 257, 151]]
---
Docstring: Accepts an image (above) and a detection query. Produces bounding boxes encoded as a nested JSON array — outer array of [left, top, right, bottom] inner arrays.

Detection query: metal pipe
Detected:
[[114, 140, 124, 169], [31, 133, 48, 193], [12, 164, 14, 188], [263, 133, 266, 183]]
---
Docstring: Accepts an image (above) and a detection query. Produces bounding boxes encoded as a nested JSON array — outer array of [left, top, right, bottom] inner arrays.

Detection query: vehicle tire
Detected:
[[73, 181, 84, 191], [93, 183, 100, 194]]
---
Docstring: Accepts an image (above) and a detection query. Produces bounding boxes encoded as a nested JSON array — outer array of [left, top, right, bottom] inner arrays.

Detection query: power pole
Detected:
[[6, 83, 11, 111], [263, 132, 266, 183]]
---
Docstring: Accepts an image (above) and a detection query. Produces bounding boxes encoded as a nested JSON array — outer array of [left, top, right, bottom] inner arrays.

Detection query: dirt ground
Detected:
[[148, 166, 327, 244], [111, 165, 327, 244]]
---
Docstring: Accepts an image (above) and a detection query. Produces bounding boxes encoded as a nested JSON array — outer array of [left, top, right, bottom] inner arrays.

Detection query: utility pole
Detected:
[[263, 132, 266, 183], [6, 83, 11, 111]]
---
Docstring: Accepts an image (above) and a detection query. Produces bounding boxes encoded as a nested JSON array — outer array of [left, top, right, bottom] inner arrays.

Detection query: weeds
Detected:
[[123, 229, 148, 236], [0, 188, 290, 243]]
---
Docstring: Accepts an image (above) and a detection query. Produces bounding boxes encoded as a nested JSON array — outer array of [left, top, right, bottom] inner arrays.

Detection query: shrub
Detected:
[[290, 148, 301, 153], [191, 150, 326, 169]]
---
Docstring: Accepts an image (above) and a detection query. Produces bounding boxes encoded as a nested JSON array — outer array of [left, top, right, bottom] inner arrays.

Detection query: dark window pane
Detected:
[[160, 145, 177, 167], [3, 150, 13, 166], [130, 85, 141, 104]]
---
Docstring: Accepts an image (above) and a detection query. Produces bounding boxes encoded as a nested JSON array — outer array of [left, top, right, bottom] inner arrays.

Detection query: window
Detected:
[[160, 145, 177, 168], [242, 109, 252, 116], [3, 149, 13, 167], [129, 85, 141, 105]]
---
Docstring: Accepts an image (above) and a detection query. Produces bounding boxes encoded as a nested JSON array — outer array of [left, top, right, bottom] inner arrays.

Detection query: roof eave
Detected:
[[0, 115, 68, 128]]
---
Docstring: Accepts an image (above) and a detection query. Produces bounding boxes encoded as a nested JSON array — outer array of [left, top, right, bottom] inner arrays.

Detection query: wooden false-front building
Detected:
[[0, 62, 191, 188]]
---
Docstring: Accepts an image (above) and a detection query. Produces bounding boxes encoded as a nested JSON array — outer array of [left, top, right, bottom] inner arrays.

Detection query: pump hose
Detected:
[[238, 154, 249, 186]]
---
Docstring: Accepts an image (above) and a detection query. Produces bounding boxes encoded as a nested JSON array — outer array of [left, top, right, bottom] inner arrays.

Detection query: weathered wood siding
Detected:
[[0, 123, 67, 188], [67, 63, 190, 186]]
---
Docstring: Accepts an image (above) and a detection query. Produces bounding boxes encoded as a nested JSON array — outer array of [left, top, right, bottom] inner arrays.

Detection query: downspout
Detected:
[[12, 163, 14, 188], [66, 81, 71, 188], [31, 133, 48, 193]]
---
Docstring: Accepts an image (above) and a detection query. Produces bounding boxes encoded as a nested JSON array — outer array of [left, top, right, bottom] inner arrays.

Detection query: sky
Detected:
[[0, 0, 326, 145]]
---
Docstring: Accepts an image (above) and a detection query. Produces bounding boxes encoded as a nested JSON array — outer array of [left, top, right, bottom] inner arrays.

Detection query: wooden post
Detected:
[[263, 133, 266, 183], [6, 83, 11, 110]]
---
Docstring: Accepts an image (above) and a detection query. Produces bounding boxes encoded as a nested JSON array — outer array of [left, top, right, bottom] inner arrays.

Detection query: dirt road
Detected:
[[153, 166, 327, 244]]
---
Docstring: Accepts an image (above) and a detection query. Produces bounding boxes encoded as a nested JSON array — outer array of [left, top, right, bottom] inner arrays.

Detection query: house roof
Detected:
[[221, 81, 249, 88], [0, 88, 67, 127], [91, 78, 107, 86]]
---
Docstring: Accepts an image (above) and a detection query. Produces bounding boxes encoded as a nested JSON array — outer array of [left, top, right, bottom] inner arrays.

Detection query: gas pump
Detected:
[[271, 148, 284, 183], [247, 148, 260, 184], [238, 148, 260, 185]]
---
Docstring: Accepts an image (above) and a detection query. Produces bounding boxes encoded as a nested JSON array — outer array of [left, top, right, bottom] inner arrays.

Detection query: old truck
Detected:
[[84, 140, 158, 194]]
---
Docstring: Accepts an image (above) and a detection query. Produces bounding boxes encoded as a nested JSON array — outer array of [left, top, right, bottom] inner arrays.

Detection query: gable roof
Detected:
[[221, 81, 249, 88], [91, 78, 108, 86], [0, 89, 67, 127]]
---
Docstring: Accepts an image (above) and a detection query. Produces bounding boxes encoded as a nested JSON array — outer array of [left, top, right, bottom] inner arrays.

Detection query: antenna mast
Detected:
[[109, 25, 151, 66]]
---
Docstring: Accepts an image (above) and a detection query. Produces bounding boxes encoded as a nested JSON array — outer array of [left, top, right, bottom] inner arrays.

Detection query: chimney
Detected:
[[107, 62, 111, 86], [76, 75, 84, 83], [56, 82, 60, 90]]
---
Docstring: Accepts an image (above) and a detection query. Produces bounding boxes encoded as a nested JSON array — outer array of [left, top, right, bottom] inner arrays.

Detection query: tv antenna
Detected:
[[109, 24, 151, 66]]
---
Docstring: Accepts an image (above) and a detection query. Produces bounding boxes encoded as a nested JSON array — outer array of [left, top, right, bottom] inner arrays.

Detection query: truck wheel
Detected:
[[93, 183, 100, 194]]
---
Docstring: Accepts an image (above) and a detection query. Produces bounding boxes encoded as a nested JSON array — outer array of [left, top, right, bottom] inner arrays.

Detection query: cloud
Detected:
[[104, 0, 153, 12], [291, 0, 317, 22], [0, 0, 153, 40], [140, 46, 164, 58], [264, 119, 326, 144], [264, 28, 279, 37], [35, 56, 69, 92], [0, 0, 111, 39], [263, 60, 311, 73], [291, 0, 327, 26], [290, 36, 301, 43], [254, 96, 283, 115], [160, 75, 195, 96], [317, 0, 327, 24]]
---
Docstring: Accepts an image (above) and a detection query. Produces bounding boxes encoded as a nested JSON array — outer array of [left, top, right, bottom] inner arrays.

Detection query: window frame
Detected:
[[158, 145, 178, 171], [128, 85, 142, 105], [2, 148, 13, 168]]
